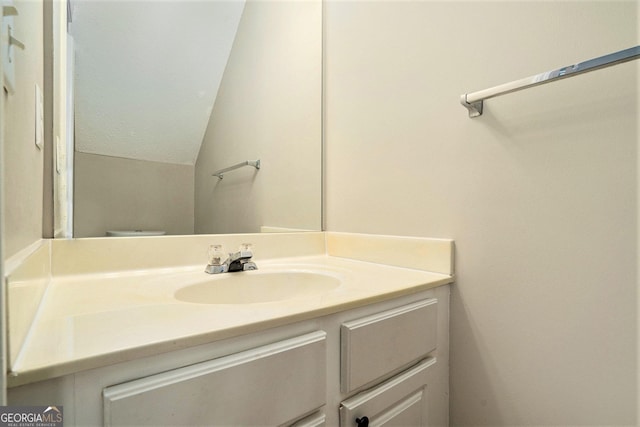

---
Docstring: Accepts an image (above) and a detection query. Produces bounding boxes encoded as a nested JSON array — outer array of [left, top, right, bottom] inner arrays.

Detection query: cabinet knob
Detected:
[[355, 416, 369, 427]]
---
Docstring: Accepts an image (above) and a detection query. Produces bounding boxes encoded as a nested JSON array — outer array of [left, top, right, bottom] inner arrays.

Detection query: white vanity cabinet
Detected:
[[8, 286, 449, 427]]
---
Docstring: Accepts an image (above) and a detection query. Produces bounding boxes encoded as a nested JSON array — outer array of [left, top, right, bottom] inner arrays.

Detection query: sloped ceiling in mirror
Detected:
[[71, 0, 245, 165]]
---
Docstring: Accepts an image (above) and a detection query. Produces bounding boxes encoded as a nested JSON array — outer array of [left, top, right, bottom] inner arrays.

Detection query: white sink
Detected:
[[174, 270, 342, 304]]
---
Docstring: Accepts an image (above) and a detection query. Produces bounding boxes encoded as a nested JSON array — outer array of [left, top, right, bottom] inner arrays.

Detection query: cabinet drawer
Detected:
[[341, 299, 437, 393], [291, 411, 326, 427], [339, 358, 435, 427], [103, 331, 326, 426]]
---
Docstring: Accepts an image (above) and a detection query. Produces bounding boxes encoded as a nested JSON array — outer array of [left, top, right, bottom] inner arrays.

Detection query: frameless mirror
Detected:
[[65, 0, 322, 237]]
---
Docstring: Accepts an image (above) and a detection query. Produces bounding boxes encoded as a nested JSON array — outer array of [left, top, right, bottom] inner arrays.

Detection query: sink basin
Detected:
[[174, 270, 341, 304]]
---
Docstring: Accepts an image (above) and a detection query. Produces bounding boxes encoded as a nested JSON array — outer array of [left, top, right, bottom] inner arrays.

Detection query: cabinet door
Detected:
[[103, 331, 326, 426], [339, 358, 435, 427], [341, 299, 437, 393]]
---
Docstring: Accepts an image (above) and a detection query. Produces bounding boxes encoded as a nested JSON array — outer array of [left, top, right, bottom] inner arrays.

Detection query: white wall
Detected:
[[194, 0, 322, 234], [3, 0, 44, 258], [325, 1, 637, 425], [74, 153, 194, 237]]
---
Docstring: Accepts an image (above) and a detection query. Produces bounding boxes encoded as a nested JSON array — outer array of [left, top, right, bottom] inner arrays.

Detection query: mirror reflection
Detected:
[[69, 0, 322, 238]]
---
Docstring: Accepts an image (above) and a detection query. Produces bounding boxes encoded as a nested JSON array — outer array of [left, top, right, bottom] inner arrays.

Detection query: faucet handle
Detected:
[[239, 243, 253, 258], [208, 244, 225, 265]]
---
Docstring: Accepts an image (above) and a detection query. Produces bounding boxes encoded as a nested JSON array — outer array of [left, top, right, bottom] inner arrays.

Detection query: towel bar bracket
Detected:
[[460, 95, 483, 118]]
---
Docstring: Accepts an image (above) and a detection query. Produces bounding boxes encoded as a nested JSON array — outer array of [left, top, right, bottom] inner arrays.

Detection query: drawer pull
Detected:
[[355, 416, 369, 427]]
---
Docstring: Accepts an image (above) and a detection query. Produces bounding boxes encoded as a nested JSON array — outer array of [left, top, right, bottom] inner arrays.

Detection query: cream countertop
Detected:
[[9, 255, 452, 386]]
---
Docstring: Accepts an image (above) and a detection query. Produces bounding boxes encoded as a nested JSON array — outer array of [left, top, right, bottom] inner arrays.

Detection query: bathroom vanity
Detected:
[[6, 232, 453, 426]]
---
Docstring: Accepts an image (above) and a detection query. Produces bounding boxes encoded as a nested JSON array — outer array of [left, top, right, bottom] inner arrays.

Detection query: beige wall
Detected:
[[325, 1, 637, 425], [3, 0, 44, 258], [74, 153, 194, 237], [194, 0, 322, 234]]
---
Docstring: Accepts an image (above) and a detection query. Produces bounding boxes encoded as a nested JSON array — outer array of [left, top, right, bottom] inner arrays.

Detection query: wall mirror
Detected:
[[64, 0, 322, 238]]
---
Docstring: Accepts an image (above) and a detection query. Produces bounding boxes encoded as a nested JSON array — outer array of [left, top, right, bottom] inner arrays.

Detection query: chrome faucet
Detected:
[[205, 244, 258, 274]]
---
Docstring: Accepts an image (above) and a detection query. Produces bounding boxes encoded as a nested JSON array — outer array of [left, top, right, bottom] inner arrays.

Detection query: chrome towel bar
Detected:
[[212, 160, 261, 179], [461, 45, 640, 118]]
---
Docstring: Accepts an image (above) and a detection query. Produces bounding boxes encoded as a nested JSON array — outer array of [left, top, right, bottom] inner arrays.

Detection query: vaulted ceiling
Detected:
[[72, 0, 246, 165]]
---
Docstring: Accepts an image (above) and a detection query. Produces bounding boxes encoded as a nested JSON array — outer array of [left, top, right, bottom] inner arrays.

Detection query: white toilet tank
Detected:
[[106, 230, 166, 237]]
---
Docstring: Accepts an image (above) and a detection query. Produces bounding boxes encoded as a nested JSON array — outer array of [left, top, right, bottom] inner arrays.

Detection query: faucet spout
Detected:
[[228, 258, 257, 272], [226, 244, 257, 272]]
